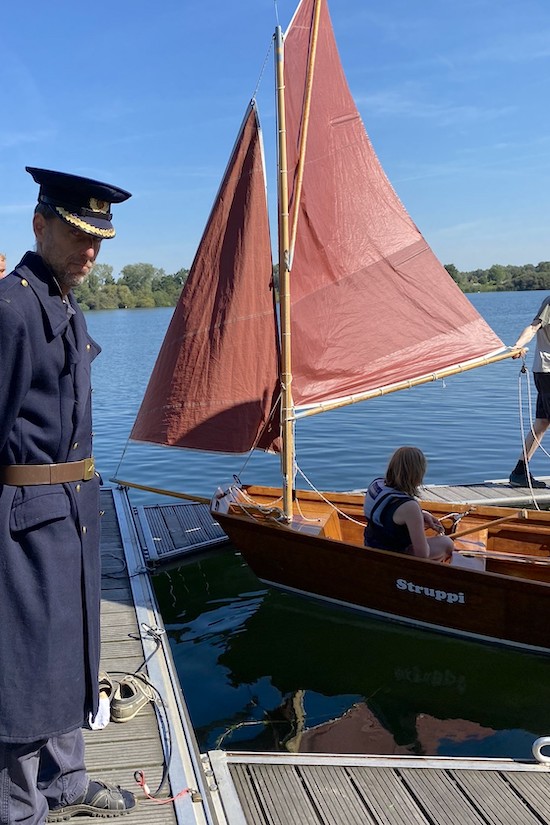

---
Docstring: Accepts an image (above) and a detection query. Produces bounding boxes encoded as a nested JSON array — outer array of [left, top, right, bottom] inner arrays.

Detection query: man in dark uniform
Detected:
[[0, 168, 135, 823]]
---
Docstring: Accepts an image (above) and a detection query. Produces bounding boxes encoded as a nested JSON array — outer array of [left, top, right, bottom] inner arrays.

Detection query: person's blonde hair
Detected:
[[385, 446, 427, 497]]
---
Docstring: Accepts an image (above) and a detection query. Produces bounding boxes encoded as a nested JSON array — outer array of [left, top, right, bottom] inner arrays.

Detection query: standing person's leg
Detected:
[[0, 740, 49, 825], [37, 728, 87, 810], [510, 372, 550, 487], [41, 729, 136, 821], [525, 418, 550, 461]]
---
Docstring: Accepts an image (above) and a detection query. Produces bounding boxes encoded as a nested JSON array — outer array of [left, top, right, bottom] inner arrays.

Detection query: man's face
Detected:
[[33, 213, 102, 293], [0, 258, 5, 278]]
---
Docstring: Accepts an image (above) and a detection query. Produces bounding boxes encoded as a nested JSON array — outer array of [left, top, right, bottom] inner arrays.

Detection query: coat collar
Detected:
[[14, 252, 74, 338]]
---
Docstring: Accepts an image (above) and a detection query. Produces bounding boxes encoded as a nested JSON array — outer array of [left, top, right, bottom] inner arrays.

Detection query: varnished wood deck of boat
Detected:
[[90, 486, 218, 825], [206, 751, 550, 825], [128, 479, 550, 572]]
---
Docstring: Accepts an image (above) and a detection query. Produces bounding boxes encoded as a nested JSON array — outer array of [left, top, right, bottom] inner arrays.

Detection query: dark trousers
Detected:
[[0, 729, 87, 825]]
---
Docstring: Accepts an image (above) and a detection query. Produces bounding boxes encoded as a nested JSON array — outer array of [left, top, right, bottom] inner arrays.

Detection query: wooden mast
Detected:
[[276, 1, 323, 520], [275, 23, 294, 520]]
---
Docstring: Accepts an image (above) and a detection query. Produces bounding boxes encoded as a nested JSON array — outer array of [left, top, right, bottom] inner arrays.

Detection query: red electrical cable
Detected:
[[134, 769, 191, 804]]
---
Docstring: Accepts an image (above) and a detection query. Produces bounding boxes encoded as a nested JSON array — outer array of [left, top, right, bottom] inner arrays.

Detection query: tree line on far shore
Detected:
[[74, 260, 550, 310], [445, 261, 550, 292], [73, 263, 189, 310]]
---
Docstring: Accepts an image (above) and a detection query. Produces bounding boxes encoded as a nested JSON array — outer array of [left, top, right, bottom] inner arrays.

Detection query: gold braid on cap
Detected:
[[55, 206, 116, 239]]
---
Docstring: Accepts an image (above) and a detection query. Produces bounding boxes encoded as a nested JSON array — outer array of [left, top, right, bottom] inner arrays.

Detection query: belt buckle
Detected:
[[83, 458, 95, 481]]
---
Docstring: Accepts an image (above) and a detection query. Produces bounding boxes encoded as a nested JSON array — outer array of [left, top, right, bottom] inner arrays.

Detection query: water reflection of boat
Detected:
[[153, 551, 550, 757], [217, 590, 550, 744]]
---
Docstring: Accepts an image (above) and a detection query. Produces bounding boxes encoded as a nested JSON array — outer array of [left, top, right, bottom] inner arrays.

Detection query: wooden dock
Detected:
[[420, 478, 550, 507], [95, 485, 550, 825]]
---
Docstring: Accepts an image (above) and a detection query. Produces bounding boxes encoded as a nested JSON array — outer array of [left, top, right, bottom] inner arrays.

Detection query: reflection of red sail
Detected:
[[131, 103, 280, 453], [284, 0, 503, 409], [291, 704, 495, 756]]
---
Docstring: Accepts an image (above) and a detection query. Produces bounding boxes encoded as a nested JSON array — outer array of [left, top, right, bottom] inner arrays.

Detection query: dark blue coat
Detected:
[[0, 252, 101, 742]]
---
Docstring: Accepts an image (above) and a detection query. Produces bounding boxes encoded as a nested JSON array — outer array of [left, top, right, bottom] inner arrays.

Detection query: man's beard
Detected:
[[58, 270, 88, 291], [45, 261, 89, 294]]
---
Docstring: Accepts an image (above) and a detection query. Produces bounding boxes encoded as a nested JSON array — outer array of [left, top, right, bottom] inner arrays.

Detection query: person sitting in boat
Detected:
[[364, 447, 453, 561]]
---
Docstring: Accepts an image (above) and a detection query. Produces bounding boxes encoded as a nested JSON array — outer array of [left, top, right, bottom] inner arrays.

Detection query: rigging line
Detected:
[[517, 364, 542, 510], [230, 484, 285, 516], [293, 494, 322, 524], [252, 35, 274, 102], [295, 464, 366, 526], [113, 436, 131, 481], [233, 390, 282, 480], [524, 363, 550, 462]]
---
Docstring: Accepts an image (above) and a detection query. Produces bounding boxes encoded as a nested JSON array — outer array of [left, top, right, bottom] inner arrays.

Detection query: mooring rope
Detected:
[[517, 360, 545, 510]]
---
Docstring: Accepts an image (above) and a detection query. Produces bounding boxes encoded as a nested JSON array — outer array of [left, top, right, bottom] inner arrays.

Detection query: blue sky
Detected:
[[2, 0, 550, 277]]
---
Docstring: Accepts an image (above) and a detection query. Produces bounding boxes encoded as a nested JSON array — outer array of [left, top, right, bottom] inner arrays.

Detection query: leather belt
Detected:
[[0, 458, 95, 486]]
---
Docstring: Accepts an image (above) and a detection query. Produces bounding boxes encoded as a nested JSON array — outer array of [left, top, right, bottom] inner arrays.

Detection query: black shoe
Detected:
[[47, 780, 136, 821], [509, 470, 547, 488]]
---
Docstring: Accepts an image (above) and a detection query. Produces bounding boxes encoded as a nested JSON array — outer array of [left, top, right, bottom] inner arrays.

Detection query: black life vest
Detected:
[[364, 478, 413, 552]]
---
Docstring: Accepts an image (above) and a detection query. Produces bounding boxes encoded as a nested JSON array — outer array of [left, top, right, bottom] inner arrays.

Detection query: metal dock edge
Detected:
[[100, 486, 219, 825]]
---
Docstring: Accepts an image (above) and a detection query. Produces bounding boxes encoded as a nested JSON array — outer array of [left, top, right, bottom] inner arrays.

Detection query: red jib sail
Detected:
[[284, 0, 504, 411], [131, 103, 280, 453]]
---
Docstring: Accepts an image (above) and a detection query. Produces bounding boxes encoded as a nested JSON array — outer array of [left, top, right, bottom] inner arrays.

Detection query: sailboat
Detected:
[[129, 0, 550, 653]]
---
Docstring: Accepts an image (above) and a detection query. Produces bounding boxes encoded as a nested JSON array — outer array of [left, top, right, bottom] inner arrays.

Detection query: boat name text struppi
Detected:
[[396, 579, 466, 604]]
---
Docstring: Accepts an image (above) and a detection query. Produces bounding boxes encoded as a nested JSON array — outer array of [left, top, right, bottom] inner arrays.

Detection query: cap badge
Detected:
[[89, 197, 109, 214]]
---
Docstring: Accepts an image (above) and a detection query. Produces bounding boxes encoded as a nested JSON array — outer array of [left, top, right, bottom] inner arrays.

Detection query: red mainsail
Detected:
[[284, 0, 504, 411], [131, 103, 280, 453]]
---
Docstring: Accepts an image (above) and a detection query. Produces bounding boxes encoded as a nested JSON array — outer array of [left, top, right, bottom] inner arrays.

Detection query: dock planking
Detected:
[[206, 752, 550, 825], [133, 500, 227, 566], [87, 487, 216, 825], [420, 478, 550, 507]]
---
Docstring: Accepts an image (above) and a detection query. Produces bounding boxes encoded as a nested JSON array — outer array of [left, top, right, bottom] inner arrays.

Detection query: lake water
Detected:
[[87, 290, 550, 759]]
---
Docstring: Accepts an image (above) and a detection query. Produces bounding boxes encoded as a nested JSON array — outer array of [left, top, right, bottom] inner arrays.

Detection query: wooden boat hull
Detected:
[[212, 487, 550, 654]]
